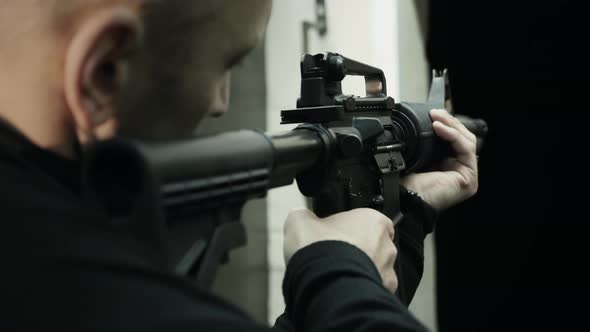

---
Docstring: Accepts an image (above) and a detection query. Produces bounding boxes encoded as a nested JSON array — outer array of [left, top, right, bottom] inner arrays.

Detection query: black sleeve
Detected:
[[394, 187, 438, 305], [12, 243, 427, 332], [6, 262, 276, 332], [282, 241, 429, 332], [274, 187, 438, 331]]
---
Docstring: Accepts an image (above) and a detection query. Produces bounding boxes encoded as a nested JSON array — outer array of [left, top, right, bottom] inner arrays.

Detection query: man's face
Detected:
[[118, 0, 273, 140]]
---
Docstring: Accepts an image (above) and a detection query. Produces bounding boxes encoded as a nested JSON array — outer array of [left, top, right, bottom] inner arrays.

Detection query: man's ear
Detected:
[[64, 6, 143, 143]]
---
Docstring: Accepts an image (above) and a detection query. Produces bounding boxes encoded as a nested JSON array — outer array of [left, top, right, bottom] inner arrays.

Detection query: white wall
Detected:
[[266, 1, 435, 330], [396, 1, 437, 330], [265, 0, 315, 324]]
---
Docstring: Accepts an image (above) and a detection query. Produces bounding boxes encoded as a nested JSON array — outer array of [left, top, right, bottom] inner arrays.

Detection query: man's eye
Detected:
[[226, 47, 253, 69], [231, 59, 246, 69], [227, 56, 246, 70]]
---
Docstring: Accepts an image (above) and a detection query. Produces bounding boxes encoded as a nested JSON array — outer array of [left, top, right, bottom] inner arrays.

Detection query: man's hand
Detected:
[[401, 109, 479, 211], [284, 208, 398, 293]]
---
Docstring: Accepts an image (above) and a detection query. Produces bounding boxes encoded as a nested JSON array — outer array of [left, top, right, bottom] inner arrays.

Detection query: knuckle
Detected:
[[362, 208, 391, 227], [283, 217, 293, 235], [386, 273, 399, 293], [392, 277, 399, 292], [286, 209, 298, 221], [461, 171, 479, 195], [470, 176, 479, 195], [450, 116, 463, 128], [457, 173, 472, 190], [450, 128, 463, 141], [284, 209, 308, 233], [446, 125, 459, 136], [355, 209, 394, 239], [380, 217, 395, 236], [465, 140, 477, 154], [389, 248, 398, 265]]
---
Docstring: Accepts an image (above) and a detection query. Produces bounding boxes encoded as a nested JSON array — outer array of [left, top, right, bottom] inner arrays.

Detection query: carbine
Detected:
[[83, 53, 488, 289]]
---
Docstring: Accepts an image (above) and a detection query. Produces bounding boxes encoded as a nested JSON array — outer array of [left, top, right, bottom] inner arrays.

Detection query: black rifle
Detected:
[[83, 53, 488, 289]]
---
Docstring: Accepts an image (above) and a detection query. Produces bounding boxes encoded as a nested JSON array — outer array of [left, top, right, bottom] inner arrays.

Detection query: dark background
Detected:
[[427, 1, 586, 330]]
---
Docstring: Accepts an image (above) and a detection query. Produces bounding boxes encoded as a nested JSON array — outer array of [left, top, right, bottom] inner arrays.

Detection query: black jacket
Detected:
[[0, 121, 431, 331]]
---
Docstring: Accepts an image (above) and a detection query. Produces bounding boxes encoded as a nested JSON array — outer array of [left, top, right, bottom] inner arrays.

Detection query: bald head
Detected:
[[0, 0, 272, 156], [0, 0, 120, 39]]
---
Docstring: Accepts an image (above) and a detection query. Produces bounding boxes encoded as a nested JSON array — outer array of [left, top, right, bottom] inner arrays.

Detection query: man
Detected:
[[1, 0, 478, 330]]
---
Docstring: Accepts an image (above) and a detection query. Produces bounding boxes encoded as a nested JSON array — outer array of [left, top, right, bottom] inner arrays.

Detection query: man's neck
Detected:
[[0, 112, 78, 160], [0, 118, 83, 195]]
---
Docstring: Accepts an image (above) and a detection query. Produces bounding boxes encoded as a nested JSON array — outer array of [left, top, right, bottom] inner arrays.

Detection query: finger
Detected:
[[430, 109, 467, 135], [383, 249, 398, 293], [369, 210, 394, 242], [433, 121, 477, 167], [386, 223, 395, 242], [338, 208, 395, 239], [371, 209, 395, 241], [430, 109, 477, 144]]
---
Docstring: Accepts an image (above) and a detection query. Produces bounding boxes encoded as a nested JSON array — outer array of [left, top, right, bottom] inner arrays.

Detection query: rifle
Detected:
[[83, 53, 488, 289]]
